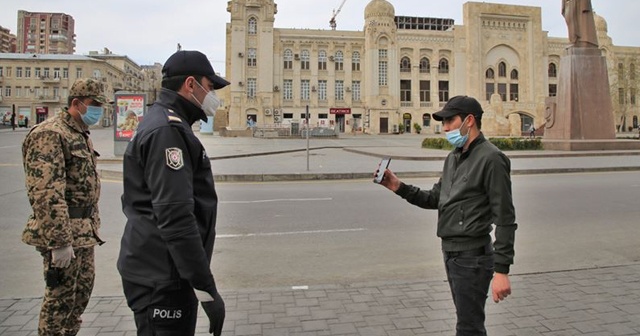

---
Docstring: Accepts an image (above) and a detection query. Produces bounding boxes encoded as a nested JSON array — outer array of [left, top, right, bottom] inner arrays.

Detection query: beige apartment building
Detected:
[[0, 51, 151, 126], [224, 0, 640, 136], [16, 10, 76, 54]]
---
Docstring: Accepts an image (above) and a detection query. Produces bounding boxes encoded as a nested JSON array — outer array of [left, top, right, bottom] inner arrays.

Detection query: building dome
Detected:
[[594, 13, 607, 33], [365, 0, 395, 20]]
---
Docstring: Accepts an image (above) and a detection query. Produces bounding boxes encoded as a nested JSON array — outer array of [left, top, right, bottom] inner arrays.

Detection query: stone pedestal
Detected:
[[545, 47, 615, 140]]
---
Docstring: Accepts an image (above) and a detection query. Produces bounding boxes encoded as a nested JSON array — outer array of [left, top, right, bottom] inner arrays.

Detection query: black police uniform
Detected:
[[118, 88, 219, 335]]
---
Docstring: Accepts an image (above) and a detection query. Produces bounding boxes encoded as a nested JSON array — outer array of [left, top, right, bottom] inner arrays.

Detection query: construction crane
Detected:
[[329, 0, 347, 30]]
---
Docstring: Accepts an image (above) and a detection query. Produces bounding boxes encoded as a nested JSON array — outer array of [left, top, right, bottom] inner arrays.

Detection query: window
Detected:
[[400, 80, 411, 102], [352, 81, 361, 101], [15, 87, 21, 97], [498, 62, 507, 77], [352, 52, 361, 71], [486, 83, 495, 101], [318, 80, 327, 101], [53, 87, 59, 98], [510, 69, 519, 80], [549, 84, 557, 97], [498, 83, 507, 101], [247, 48, 257, 67], [400, 57, 411, 72], [248, 17, 257, 35], [24, 86, 31, 97], [76, 67, 82, 78], [509, 84, 519, 101], [34, 87, 41, 97], [43, 68, 50, 78], [420, 80, 430, 102], [318, 50, 327, 71], [284, 49, 293, 69], [619, 88, 625, 105], [420, 58, 430, 73], [35, 67, 41, 78], [25, 67, 31, 78], [4, 67, 11, 77], [300, 50, 310, 70], [93, 69, 101, 78], [16, 67, 22, 78], [247, 78, 256, 98], [283, 79, 293, 100], [4, 86, 11, 97], [438, 58, 449, 74], [54, 68, 60, 79], [548, 63, 557, 78], [438, 81, 449, 102], [335, 51, 344, 71], [378, 50, 388, 86], [301, 80, 310, 100], [335, 80, 344, 101], [618, 63, 624, 78], [631, 88, 637, 105], [0, 67, 3, 77], [486, 68, 494, 79], [631, 64, 636, 80], [63, 68, 68, 79]]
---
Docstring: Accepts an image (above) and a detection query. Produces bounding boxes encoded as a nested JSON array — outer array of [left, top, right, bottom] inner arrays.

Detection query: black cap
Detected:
[[162, 50, 230, 89], [432, 95, 484, 121]]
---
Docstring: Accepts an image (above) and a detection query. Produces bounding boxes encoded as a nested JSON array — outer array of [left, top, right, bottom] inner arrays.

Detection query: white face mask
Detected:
[[192, 81, 221, 117]]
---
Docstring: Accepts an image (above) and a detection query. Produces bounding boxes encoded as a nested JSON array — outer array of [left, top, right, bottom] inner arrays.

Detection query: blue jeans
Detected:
[[443, 246, 495, 336]]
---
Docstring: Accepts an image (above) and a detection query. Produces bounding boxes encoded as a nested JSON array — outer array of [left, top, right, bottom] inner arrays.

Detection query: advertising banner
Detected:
[[330, 107, 351, 114], [114, 93, 146, 141]]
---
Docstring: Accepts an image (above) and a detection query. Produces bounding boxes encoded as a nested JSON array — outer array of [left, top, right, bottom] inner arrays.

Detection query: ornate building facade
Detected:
[[223, 0, 640, 136]]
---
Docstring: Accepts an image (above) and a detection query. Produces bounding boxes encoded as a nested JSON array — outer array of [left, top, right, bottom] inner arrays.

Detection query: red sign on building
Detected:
[[330, 108, 351, 114]]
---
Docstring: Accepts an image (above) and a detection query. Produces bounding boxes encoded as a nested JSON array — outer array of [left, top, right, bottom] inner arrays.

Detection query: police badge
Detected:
[[165, 147, 184, 170]]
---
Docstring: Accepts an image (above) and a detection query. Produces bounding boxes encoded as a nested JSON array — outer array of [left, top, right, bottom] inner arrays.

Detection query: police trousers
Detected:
[[39, 247, 95, 336], [122, 279, 199, 336], [443, 245, 495, 336]]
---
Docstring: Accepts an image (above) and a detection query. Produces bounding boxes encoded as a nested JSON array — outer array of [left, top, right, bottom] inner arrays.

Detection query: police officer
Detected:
[[22, 78, 107, 336], [118, 50, 229, 335]]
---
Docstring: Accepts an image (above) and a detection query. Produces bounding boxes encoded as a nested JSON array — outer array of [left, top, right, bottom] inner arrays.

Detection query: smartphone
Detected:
[[373, 157, 391, 184]]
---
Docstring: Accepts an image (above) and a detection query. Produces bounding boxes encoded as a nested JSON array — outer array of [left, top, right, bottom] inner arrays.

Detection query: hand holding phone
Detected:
[[373, 157, 391, 184]]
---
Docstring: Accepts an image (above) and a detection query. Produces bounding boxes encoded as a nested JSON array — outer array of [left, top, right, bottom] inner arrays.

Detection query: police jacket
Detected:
[[118, 88, 218, 297], [22, 108, 102, 249], [395, 134, 517, 274]]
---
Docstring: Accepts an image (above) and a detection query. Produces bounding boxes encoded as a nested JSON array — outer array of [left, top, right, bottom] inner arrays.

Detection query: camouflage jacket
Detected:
[[22, 108, 102, 249]]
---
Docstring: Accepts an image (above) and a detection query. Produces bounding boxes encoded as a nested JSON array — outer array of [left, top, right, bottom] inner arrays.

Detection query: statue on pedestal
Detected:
[[562, 0, 598, 47]]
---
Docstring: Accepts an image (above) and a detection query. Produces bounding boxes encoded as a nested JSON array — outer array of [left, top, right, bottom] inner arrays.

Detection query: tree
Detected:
[[609, 57, 640, 132]]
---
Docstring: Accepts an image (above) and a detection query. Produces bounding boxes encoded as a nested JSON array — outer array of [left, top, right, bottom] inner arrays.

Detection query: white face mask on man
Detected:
[[192, 81, 221, 117]]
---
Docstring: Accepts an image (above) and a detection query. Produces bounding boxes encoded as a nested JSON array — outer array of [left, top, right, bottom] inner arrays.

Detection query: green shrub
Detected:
[[422, 137, 543, 150]]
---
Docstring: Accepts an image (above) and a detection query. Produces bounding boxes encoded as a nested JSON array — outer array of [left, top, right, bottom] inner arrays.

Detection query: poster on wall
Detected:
[[114, 93, 146, 141]]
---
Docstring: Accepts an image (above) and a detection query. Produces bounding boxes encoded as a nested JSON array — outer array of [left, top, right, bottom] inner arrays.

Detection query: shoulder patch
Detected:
[[165, 147, 184, 170], [168, 115, 182, 123]]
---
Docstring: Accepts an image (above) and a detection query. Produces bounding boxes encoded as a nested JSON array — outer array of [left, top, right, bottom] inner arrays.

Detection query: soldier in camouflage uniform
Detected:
[[22, 78, 107, 336]]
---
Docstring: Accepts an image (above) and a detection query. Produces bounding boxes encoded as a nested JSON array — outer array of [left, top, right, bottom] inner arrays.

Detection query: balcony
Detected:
[[40, 76, 60, 84], [39, 95, 60, 103]]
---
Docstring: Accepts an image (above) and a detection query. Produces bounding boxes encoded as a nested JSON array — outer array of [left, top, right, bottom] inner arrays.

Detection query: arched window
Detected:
[[510, 69, 519, 80], [631, 63, 636, 80], [335, 51, 344, 71], [283, 49, 293, 70], [248, 17, 257, 35], [498, 62, 507, 77], [352, 51, 361, 71], [486, 68, 494, 79], [300, 50, 310, 70], [318, 50, 327, 71], [438, 58, 449, 74], [419, 57, 430, 73], [548, 63, 557, 78], [400, 57, 411, 72]]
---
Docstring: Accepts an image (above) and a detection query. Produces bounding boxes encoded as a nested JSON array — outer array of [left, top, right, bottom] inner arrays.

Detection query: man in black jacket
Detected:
[[118, 50, 229, 336], [376, 95, 517, 336]]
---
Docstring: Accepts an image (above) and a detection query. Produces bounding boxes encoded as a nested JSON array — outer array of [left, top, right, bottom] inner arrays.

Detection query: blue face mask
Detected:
[[79, 102, 104, 126], [445, 116, 470, 148]]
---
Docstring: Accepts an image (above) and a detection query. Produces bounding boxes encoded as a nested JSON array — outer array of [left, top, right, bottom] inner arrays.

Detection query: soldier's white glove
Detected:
[[52, 245, 75, 268]]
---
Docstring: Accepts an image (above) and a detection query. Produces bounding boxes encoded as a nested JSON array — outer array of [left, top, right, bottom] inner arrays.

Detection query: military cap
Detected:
[[69, 78, 108, 104]]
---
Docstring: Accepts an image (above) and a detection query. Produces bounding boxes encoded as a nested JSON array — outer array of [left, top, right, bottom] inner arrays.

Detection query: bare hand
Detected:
[[492, 273, 511, 303], [373, 167, 401, 192]]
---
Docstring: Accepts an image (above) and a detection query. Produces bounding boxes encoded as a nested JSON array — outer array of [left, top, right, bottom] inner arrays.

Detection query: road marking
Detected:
[[0, 163, 21, 167], [221, 197, 332, 204], [292, 286, 309, 290], [0, 145, 19, 149], [217, 228, 365, 238]]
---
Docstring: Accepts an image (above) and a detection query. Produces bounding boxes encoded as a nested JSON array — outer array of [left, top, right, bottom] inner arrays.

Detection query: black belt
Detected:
[[444, 245, 492, 258], [68, 206, 94, 219]]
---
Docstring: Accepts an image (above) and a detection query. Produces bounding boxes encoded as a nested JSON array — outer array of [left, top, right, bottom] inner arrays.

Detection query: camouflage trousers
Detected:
[[38, 247, 95, 336]]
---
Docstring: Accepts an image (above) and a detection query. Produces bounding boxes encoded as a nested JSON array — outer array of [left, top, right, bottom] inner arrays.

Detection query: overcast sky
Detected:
[[1, 0, 638, 75]]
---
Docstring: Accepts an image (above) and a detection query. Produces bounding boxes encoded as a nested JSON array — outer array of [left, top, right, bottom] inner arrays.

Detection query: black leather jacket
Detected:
[[118, 88, 219, 297], [396, 134, 517, 274]]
